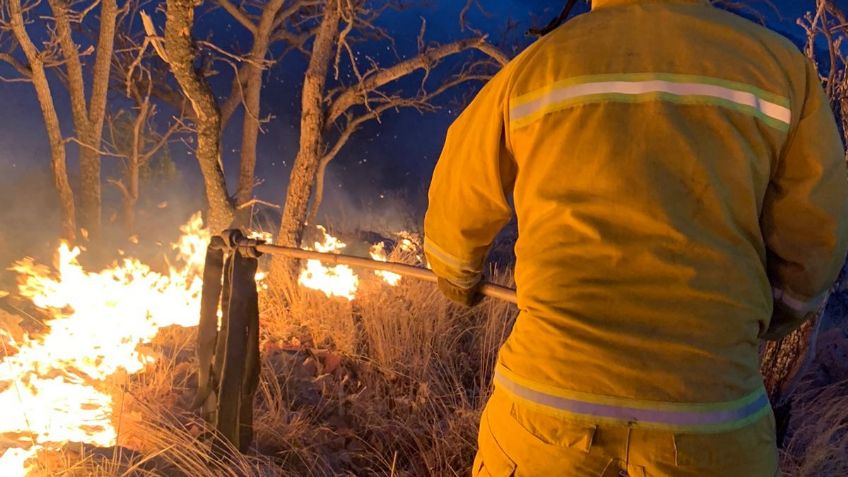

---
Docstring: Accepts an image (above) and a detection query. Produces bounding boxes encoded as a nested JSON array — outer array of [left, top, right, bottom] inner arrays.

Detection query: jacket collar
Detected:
[[592, 0, 710, 10]]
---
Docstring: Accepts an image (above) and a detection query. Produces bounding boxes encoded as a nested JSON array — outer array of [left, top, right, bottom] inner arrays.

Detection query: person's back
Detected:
[[501, 0, 827, 410], [424, 0, 848, 475]]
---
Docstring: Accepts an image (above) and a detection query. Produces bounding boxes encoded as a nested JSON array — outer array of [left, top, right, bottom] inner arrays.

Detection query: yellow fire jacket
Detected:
[[425, 0, 848, 432]]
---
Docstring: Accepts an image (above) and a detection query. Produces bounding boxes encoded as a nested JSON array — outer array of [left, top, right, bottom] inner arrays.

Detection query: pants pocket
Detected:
[[673, 412, 779, 477], [509, 400, 598, 452], [499, 393, 615, 476], [475, 408, 517, 477]]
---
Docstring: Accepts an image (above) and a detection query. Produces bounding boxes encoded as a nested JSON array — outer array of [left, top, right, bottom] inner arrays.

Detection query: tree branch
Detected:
[[215, 0, 257, 35], [474, 41, 509, 67], [140, 117, 182, 163], [107, 177, 132, 200], [326, 37, 507, 124], [65, 136, 128, 158], [0, 52, 32, 79]]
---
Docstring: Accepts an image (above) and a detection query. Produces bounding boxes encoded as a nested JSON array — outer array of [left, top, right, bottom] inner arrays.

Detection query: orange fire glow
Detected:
[[297, 226, 360, 300], [369, 242, 402, 286], [0, 216, 412, 475], [0, 213, 209, 475]]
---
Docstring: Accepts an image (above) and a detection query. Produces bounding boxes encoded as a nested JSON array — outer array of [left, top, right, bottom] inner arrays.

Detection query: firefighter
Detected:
[[423, 0, 848, 475]]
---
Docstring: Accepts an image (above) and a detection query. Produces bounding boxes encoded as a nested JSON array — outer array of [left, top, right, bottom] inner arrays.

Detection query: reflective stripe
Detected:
[[423, 237, 482, 288], [510, 73, 791, 131], [494, 366, 771, 432], [773, 287, 827, 313]]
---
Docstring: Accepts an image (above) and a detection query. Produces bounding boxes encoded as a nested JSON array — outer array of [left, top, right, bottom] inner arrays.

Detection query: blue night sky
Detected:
[[0, 0, 832, 243]]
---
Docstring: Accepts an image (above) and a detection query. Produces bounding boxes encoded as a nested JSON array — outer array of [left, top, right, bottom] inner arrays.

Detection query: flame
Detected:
[[297, 228, 421, 298], [246, 230, 273, 243], [0, 448, 35, 475], [298, 226, 359, 300], [0, 213, 209, 475], [369, 243, 401, 286], [0, 214, 419, 474]]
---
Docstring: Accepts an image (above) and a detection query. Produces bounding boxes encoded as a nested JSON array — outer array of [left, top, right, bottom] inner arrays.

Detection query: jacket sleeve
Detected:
[[423, 67, 517, 288], [760, 59, 848, 340]]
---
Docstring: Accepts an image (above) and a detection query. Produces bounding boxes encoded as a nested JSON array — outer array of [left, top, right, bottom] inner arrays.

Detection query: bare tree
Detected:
[[2, 0, 119, 240], [216, 0, 284, 214], [103, 74, 184, 236], [275, 0, 508, 258], [274, 0, 341, 252], [51, 0, 118, 240], [140, 0, 505, 246], [105, 5, 190, 237], [142, 0, 311, 232], [2, 0, 76, 240]]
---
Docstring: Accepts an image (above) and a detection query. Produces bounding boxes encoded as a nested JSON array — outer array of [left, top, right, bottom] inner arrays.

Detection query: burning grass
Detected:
[[0, 217, 516, 476], [2, 217, 847, 476], [0, 214, 210, 474]]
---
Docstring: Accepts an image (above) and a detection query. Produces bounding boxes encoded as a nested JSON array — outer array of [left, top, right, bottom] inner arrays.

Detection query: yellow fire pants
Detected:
[[473, 388, 780, 477]]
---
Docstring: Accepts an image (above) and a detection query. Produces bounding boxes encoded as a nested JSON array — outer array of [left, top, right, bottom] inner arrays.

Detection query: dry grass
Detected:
[[780, 380, 848, 477], [31, 248, 848, 476], [253, 258, 517, 476], [31, 251, 516, 476]]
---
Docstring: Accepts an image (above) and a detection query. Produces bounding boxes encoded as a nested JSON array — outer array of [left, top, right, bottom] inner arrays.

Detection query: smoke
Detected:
[[315, 167, 424, 238], [0, 150, 207, 297], [0, 168, 63, 266]]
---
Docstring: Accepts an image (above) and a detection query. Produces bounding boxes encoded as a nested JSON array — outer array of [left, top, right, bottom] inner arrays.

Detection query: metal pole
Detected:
[[250, 243, 518, 305]]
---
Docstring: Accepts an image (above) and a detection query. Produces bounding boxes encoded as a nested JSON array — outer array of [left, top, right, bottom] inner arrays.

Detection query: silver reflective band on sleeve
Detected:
[[423, 237, 482, 288], [494, 368, 771, 432], [772, 287, 828, 313], [509, 73, 791, 131]]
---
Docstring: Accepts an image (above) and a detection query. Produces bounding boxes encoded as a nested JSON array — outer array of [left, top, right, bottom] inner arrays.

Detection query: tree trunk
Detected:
[[760, 322, 814, 403], [122, 161, 140, 237], [276, 0, 341, 250], [123, 199, 137, 237], [122, 195, 138, 238], [124, 98, 146, 238], [760, 315, 822, 402], [47, 0, 116, 240], [236, 67, 261, 217], [77, 147, 101, 238], [9, 0, 76, 241], [82, 0, 118, 239], [162, 0, 235, 234], [235, 0, 286, 226], [759, 313, 823, 447], [45, 88, 78, 242]]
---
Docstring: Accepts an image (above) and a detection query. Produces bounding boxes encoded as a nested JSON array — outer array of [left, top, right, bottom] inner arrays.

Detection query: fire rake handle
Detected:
[[246, 242, 518, 305], [197, 231, 517, 454]]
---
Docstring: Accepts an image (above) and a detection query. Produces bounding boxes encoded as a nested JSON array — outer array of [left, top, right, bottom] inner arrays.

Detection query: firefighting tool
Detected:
[[195, 229, 517, 451]]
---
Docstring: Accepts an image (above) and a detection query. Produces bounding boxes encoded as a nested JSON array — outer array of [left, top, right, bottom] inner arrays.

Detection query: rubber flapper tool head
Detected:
[[197, 229, 262, 454]]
